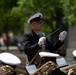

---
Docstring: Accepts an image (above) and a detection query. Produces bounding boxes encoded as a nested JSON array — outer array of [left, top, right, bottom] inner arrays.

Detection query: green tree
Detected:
[[1, 0, 76, 34], [0, 0, 18, 33], [0, 0, 18, 50], [10, 0, 76, 56], [11, 0, 76, 35], [63, 0, 76, 25]]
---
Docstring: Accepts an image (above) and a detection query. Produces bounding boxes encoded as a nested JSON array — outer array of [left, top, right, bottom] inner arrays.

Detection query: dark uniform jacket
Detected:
[[22, 30, 64, 62], [51, 68, 67, 75]]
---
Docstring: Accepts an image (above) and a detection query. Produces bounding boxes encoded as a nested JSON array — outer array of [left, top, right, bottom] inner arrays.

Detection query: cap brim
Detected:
[[39, 52, 59, 57], [28, 13, 42, 24]]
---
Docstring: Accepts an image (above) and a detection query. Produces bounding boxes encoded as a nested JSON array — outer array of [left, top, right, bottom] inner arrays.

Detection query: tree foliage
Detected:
[[0, 0, 18, 34], [11, 0, 76, 34], [1, 0, 76, 34], [63, 0, 76, 25]]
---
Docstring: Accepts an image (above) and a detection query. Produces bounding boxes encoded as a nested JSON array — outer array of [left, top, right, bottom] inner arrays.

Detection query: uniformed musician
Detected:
[[37, 52, 73, 75], [0, 52, 21, 75], [22, 12, 67, 66]]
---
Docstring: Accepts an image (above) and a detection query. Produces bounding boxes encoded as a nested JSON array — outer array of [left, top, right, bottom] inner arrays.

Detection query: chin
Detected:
[[39, 29, 42, 31]]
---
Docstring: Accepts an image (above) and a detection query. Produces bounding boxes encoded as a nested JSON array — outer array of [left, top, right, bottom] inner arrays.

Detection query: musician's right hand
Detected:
[[38, 37, 46, 45]]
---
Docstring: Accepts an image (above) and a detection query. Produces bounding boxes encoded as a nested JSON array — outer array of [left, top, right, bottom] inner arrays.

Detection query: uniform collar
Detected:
[[31, 29, 40, 36]]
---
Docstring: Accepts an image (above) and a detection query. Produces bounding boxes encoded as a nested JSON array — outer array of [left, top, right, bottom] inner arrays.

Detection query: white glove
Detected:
[[59, 31, 67, 41], [38, 37, 46, 45]]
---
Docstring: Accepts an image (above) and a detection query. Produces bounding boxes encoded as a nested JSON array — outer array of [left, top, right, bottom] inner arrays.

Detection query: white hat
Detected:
[[39, 52, 59, 57], [28, 13, 42, 24], [72, 50, 76, 57], [0, 52, 21, 65]]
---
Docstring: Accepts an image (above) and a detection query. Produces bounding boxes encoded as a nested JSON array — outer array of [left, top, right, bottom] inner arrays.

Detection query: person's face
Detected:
[[32, 21, 43, 32]]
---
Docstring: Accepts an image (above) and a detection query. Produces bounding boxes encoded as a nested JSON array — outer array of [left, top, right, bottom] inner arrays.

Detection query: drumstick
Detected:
[[46, 28, 60, 38]]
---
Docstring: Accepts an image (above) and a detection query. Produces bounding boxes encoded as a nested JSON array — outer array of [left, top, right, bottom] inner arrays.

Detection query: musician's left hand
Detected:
[[59, 31, 67, 42]]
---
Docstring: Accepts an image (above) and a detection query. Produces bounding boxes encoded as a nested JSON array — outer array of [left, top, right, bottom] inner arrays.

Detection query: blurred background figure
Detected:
[[17, 42, 23, 53], [0, 33, 5, 46]]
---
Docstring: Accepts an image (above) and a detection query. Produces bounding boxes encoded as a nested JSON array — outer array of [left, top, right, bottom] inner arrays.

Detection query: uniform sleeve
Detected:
[[21, 34, 41, 55], [46, 38, 64, 52]]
